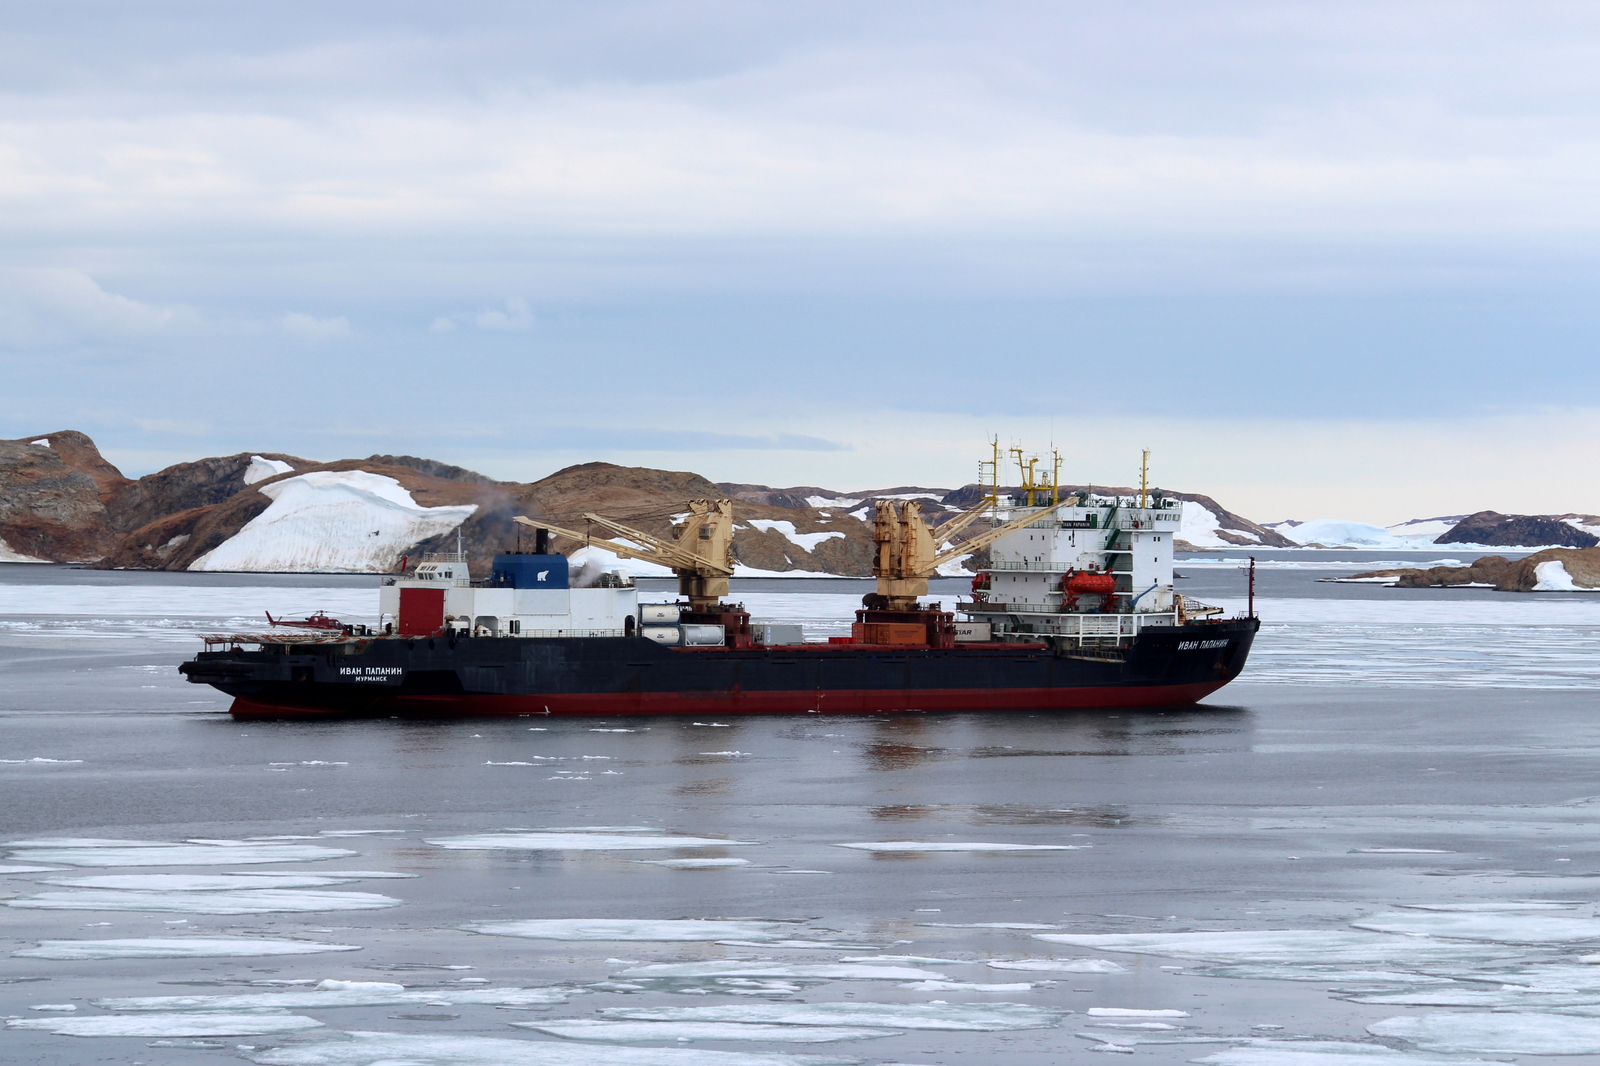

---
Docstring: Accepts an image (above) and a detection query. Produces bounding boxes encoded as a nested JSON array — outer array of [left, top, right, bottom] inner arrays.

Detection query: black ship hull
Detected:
[[180, 617, 1258, 719]]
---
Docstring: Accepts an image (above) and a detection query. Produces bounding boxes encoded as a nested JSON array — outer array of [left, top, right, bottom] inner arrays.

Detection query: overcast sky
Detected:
[[2, 1, 1597, 523]]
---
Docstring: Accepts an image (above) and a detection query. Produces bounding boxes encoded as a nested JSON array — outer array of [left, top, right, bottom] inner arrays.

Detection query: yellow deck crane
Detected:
[[514, 499, 735, 612], [870, 496, 1076, 612]]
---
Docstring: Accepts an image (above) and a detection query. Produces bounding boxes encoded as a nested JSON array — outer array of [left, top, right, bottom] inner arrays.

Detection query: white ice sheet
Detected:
[[598, 1001, 1065, 1031], [425, 833, 754, 851], [463, 919, 799, 942], [14, 936, 362, 959], [7, 1012, 324, 1037], [249, 1031, 863, 1065], [6, 888, 401, 913]]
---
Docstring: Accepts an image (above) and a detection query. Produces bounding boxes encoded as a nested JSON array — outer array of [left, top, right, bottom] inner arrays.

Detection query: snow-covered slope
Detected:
[[745, 519, 846, 553], [241, 456, 295, 485], [189, 471, 477, 573], [0, 534, 47, 563], [1179, 501, 1260, 548]]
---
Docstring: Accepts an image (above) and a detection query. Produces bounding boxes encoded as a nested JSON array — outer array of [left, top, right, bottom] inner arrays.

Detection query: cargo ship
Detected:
[[180, 459, 1257, 719]]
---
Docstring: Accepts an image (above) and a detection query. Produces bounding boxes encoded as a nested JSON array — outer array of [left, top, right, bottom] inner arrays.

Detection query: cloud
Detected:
[[0, 269, 195, 345], [280, 312, 353, 342], [431, 298, 534, 333]]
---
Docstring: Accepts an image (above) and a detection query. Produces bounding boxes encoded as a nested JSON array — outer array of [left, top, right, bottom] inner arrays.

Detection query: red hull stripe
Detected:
[[228, 681, 1231, 719]]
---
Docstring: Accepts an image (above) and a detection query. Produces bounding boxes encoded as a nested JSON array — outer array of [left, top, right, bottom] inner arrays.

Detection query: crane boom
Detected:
[[514, 498, 736, 610], [926, 501, 1069, 573]]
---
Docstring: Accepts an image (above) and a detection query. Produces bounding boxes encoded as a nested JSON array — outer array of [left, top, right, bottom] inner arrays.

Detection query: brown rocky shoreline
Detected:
[[1348, 548, 1600, 592]]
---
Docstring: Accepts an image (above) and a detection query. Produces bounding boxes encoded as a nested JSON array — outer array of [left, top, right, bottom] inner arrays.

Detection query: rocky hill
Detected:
[[1349, 548, 1600, 592], [1, 430, 1298, 574], [1436, 511, 1599, 548]]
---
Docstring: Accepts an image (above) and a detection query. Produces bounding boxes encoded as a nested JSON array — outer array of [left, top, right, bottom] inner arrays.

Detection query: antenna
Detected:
[[1139, 449, 1150, 509], [979, 436, 1001, 509]]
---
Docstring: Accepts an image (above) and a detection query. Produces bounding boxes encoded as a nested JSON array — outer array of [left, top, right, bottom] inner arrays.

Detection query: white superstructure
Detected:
[[962, 493, 1217, 649]]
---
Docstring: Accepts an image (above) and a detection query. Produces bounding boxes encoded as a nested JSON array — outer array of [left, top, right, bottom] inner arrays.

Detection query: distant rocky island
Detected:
[[1348, 549, 1600, 592], [0, 430, 1290, 574]]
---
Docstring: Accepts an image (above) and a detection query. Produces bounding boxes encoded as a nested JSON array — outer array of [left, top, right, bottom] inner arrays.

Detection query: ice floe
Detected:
[[93, 985, 571, 1011], [27, 1003, 76, 1011], [7, 1012, 324, 1037], [6, 888, 402, 913], [616, 962, 949, 981], [1087, 1008, 1189, 1017], [249, 1031, 864, 1065], [632, 858, 751, 869], [1192, 1040, 1508, 1066], [0, 865, 62, 873], [988, 959, 1129, 973], [14, 936, 362, 959], [36, 873, 376, 890], [1033, 930, 1525, 969], [1349, 910, 1600, 943], [598, 1001, 1067, 1030], [1393, 901, 1582, 911], [898, 980, 1035, 991], [515, 1019, 897, 1042], [1369, 1012, 1600, 1055], [464, 919, 802, 942], [425, 833, 754, 851], [832, 841, 1083, 852], [7, 842, 357, 866]]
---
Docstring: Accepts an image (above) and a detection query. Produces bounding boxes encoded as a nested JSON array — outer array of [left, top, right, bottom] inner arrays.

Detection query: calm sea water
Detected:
[[1, 554, 1598, 1065]]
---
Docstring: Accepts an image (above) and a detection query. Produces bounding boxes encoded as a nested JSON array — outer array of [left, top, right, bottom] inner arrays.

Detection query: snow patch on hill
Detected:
[[189, 471, 476, 573], [242, 456, 294, 485], [0, 534, 48, 563], [746, 519, 846, 552], [1179, 501, 1258, 548]]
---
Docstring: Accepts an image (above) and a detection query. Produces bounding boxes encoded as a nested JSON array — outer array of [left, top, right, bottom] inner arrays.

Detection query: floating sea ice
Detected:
[[617, 962, 949, 981], [633, 859, 751, 869], [6, 888, 401, 914], [832, 842, 1084, 852], [922, 922, 1060, 930], [898, 980, 1035, 992], [14, 937, 362, 960], [7, 1013, 324, 1037], [515, 1019, 899, 1043], [989, 959, 1129, 973], [465, 919, 799, 943], [715, 940, 877, 950], [37, 873, 370, 891], [1088, 1008, 1190, 1018], [0, 865, 63, 873], [1350, 911, 1600, 943], [28, 1004, 76, 1011], [598, 1001, 1067, 1031], [1193, 1039, 1509, 1066], [1344, 989, 1600, 1008], [843, 955, 964, 964], [425, 833, 756, 851], [1033, 930, 1526, 968], [318, 829, 404, 836], [0, 758, 83, 764], [248, 1031, 864, 1065], [1189, 965, 1458, 984], [1394, 902, 1583, 911], [1348, 848, 1455, 854], [7, 843, 357, 866], [1090, 1022, 1182, 1030], [93, 986, 571, 1011], [1369, 1012, 1600, 1055]]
